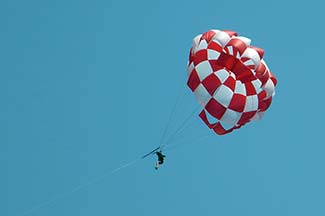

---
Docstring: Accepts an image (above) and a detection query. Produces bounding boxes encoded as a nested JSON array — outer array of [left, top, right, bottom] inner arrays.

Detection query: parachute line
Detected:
[[161, 105, 200, 149], [21, 158, 140, 216], [164, 133, 212, 152], [159, 89, 187, 148]]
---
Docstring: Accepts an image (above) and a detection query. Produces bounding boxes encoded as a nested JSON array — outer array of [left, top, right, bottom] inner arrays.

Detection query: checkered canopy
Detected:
[[187, 30, 277, 135]]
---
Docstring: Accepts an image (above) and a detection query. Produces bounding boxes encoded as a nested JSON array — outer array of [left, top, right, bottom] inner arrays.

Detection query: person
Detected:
[[155, 151, 166, 170]]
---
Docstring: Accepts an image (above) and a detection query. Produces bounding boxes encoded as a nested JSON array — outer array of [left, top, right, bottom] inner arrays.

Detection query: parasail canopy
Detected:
[[187, 29, 277, 135]]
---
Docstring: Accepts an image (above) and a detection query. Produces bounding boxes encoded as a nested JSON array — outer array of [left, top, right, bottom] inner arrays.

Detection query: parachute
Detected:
[[187, 30, 277, 135]]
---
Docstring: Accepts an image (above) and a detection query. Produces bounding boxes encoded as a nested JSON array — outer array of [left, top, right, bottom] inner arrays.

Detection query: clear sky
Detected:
[[1, 0, 325, 216]]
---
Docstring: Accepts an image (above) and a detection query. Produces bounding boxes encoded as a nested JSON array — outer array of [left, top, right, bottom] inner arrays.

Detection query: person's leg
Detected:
[[155, 161, 159, 169]]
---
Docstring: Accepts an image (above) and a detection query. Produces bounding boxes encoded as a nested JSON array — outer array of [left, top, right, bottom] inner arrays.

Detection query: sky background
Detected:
[[1, 0, 325, 215]]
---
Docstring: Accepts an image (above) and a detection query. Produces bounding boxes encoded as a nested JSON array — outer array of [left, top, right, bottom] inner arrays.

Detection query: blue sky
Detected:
[[1, 0, 325, 215]]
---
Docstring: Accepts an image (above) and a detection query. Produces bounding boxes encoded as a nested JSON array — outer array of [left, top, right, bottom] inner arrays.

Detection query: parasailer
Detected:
[[155, 151, 166, 170], [141, 147, 166, 170], [187, 29, 277, 135]]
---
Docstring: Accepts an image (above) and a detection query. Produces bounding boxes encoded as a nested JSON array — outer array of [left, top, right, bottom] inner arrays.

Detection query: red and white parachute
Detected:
[[187, 29, 277, 135]]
